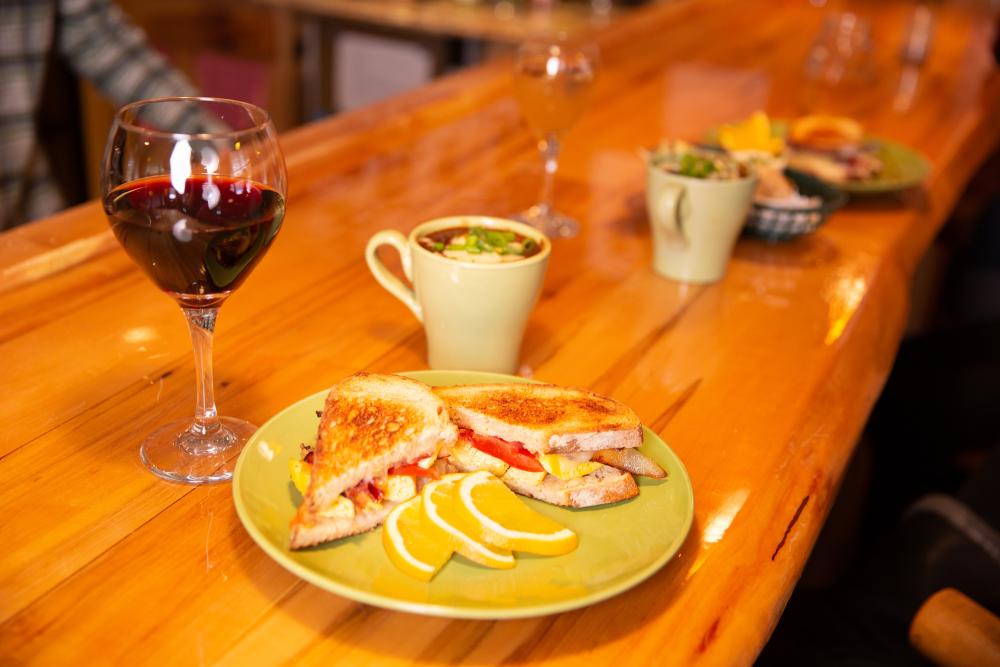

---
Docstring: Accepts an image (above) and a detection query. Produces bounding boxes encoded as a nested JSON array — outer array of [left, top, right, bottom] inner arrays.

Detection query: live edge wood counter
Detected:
[[1, 0, 997, 664]]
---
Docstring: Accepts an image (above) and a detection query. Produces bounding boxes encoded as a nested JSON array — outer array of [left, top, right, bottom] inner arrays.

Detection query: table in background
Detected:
[[1, 0, 999, 664], [264, 0, 620, 42], [251, 0, 628, 117]]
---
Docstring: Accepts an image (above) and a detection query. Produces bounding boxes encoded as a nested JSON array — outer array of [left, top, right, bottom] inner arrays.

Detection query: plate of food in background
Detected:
[[644, 133, 845, 244], [709, 112, 931, 194]]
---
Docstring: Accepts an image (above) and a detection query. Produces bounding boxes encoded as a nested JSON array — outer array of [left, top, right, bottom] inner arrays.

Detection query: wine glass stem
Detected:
[[182, 306, 222, 436], [537, 133, 561, 215]]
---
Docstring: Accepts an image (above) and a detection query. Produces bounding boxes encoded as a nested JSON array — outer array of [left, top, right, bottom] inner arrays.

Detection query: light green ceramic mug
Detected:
[[365, 216, 550, 373], [646, 164, 758, 283]]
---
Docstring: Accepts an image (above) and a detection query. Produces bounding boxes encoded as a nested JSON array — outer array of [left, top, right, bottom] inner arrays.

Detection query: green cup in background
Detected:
[[646, 163, 757, 284]]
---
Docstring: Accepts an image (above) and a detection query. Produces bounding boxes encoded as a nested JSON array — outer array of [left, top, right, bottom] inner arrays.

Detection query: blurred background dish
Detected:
[[745, 168, 846, 243], [825, 139, 931, 194], [709, 114, 931, 194]]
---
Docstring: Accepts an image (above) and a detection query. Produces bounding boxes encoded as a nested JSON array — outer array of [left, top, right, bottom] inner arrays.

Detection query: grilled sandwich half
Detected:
[[434, 383, 665, 508], [289, 372, 457, 550]]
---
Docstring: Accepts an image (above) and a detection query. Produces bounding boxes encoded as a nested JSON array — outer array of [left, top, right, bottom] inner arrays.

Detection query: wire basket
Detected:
[[745, 169, 847, 242]]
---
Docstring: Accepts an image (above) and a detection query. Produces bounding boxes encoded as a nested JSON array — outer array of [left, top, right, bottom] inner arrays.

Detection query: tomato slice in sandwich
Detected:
[[460, 428, 544, 472], [387, 463, 440, 479]]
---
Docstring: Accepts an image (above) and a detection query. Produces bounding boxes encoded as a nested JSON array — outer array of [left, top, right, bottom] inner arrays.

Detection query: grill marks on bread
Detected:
[[433, 383, 642, 454], [470, 394, 617, 426], [313, 395, 423, 486]]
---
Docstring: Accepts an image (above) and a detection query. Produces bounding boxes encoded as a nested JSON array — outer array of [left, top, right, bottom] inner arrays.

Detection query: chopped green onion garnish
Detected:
[[485, 231, 506, 247], [433, 242, 444, 251], [678, 153, 717, 179]]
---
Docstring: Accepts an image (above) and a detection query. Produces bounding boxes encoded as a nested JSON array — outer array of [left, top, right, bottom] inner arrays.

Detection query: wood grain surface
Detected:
[[2, 0, 999, 664]]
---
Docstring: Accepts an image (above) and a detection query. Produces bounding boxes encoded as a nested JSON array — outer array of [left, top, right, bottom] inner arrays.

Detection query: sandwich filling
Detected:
[[295, 446, 447, 521], [453, 428, 633, 484]]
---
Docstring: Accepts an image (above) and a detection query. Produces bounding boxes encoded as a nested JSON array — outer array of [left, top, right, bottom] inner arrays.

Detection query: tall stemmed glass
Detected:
[[513, 40, 597, 239], [102, 97, 286, 484]]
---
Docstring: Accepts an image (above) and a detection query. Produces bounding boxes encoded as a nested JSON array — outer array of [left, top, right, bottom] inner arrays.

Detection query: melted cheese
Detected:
[[384, 475, 418, 502], [537, 453, 601, 480], [318, 495, 355, 519], [502, 466, 546, 487]]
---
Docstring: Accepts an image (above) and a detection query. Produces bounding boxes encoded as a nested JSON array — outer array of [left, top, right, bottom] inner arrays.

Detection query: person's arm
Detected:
[[57, 0, 198, 106]]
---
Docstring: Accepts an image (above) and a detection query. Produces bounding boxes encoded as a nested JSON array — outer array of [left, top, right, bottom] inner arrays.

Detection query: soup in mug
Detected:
[[418, 226, 543, 264]]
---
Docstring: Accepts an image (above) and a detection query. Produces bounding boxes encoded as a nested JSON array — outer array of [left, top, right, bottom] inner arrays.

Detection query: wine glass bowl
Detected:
[[102, 97, 286, 484], [513, 40, 597, 238]]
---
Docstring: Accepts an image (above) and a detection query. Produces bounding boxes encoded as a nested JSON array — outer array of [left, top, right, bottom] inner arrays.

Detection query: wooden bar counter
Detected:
[[1, 0, 998, 664]]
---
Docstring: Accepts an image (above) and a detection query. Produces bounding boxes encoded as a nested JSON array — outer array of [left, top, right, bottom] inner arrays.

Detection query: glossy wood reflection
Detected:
[[1, 0, 998, 665]]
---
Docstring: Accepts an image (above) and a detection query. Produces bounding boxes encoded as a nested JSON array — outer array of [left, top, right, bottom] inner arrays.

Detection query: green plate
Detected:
[[833, 139, 930, 194], [232, 370, 695, 619], [703, 122, 930, 194]]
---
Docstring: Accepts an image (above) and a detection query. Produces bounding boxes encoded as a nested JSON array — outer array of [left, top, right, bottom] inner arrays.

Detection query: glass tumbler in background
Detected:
[[803, 12, 875, 113], [513, 39, 598, 239], [805, 12, 874, 86], [102, 97, 286, 484]]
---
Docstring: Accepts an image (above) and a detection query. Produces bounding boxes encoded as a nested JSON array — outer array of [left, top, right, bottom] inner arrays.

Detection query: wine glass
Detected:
[[513, 39, 597, 239], [101, 97, 286, 484]]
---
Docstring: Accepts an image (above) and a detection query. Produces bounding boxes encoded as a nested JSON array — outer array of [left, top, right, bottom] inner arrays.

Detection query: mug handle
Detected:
[[365, 230, 423, 322], [653, 184, 686, 242]]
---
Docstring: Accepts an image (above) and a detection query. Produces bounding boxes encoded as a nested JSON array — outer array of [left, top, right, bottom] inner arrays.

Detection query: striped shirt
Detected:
[[1, 0, 198, 229]]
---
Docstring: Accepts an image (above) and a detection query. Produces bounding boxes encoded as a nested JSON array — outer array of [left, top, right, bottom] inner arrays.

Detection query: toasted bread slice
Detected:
[[288, 504, 395, 550], [433, 383, 642, 455], [289, 372, 456, 550], [502, 464, 638, 507]]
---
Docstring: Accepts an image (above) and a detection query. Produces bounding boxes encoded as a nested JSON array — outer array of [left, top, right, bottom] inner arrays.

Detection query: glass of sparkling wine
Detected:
[[101, 97, 286, 484], [513, 39, 598, 239]]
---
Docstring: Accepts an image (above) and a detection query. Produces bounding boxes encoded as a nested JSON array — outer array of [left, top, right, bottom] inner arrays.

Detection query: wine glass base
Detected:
[[139, 416, 257, 485], [514, 206, 580, 239]]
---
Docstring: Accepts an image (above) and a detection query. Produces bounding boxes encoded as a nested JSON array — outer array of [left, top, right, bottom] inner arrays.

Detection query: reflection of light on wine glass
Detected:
[[513, 40, 598, 239], [102, 97, 287, 484]]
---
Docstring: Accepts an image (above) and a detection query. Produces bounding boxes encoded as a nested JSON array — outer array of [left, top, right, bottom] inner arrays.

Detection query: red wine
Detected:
[[105, 175, 284, 306]]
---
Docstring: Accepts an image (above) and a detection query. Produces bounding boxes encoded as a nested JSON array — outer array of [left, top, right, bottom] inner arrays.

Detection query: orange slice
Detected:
[[383, 496, 453, 582], [456, 471, 578, 556], [421, 476, 515, 569]]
